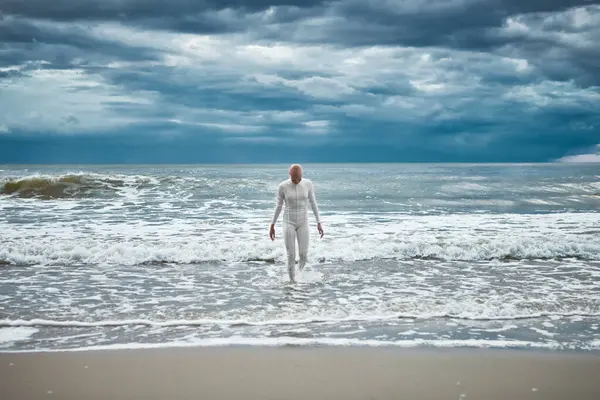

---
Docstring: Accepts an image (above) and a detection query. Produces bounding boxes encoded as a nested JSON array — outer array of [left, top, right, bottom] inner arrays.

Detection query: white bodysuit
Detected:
[[271, 178, 321, 281]]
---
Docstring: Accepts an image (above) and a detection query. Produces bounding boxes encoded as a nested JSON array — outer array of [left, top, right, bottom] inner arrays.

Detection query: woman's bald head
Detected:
[[289, 164, 303, 184]]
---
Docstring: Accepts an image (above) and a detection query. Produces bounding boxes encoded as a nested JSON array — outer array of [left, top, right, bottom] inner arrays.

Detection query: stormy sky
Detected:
[[1, 0, 599, 163]]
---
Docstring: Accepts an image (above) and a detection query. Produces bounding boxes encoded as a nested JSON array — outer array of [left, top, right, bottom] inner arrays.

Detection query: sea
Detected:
[[1, 163, 599, 353]]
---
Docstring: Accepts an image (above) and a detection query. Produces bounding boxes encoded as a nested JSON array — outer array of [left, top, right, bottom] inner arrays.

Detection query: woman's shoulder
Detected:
[[278, 178, 292, 188]]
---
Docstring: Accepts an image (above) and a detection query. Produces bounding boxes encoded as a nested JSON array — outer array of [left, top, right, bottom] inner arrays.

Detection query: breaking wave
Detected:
[[1, 231, 599, 266], [0, 173, 157, 199], [3, 311, 600, 329]]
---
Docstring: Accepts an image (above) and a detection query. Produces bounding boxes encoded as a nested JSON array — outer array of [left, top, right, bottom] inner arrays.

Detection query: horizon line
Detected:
[[2, 161, 598, 166]]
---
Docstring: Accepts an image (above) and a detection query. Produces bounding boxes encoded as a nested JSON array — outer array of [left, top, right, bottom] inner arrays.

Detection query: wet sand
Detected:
[[1, 347, 599, 399]]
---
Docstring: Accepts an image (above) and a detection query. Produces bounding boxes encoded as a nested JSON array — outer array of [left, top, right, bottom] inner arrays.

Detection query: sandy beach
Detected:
[[1, 347, 599, 399]]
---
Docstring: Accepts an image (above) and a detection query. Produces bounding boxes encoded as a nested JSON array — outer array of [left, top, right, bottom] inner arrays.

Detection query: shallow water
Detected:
[[1, 163, 599, 352]]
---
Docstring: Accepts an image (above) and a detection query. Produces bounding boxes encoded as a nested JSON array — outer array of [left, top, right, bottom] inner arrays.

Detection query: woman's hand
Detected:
[[269, 224, 276, 241]]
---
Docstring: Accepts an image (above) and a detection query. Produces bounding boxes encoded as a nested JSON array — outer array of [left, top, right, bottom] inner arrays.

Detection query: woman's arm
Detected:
[[308, 181, 321, 224], [271, 184, 284, 225]]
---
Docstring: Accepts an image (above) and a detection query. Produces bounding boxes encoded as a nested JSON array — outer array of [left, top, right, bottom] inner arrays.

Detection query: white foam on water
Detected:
[[2, 248, 598, 334], [0, 316, 401, 328], [485, 324, 519, 332], [0, 336, 570, 353], [295, 268, 324, 283], [530, 327, 556, 337], [1, 212, 599, 265], [523, 199, 561, 206], [3, 310, 598, 329], [440, 182, 490, 193], [0, 327, 38, 346]]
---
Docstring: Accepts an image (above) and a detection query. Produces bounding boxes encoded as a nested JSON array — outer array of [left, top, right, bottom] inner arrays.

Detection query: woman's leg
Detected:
[[297, 222, 310, 271], [283, 221, 297, 282]]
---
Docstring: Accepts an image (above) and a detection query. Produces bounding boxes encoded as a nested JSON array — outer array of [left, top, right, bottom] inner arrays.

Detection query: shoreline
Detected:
[[2, 347, 600, 399], [2, 343, 600, 355]]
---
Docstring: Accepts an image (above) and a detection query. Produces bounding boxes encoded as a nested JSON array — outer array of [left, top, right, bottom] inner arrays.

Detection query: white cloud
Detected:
[[266, 111, 309, 122], [167, 107, 318, 134], [169, 119, 264, 133], [410, 79, 446, 93], [503, 81, 600, 109], [0, 68, 157, 133], [558, 154, 600, 163], [198, 123, 262, 133], [304, 120, 329, 128], [302, 120, 331, 134], [373, 0, 485, 14], [557, 144, 600, 163], [507, 58, 530, 73], [503, 16, 531, 36], [223, 136, 283, 143], [253, 74, 355, 99]]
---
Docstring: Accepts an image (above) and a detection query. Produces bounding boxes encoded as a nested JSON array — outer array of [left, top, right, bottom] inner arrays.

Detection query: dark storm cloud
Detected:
[[269, 0, 600, 86], [2, 0, 597, 46], [0, 3, 326, 70], [0, 68, 25, 78], [3, 0, 598, 85], [512, 43, 600, 87], [500, 0, 598, 14], [1, 0, 589, 24], [1, 0, 599, 163], [100, 66, 314, 114], [0, 17, 160, 68], [326, 0, 597, 46], [188, 0, 589, 51], [0, 0, 325, 24]]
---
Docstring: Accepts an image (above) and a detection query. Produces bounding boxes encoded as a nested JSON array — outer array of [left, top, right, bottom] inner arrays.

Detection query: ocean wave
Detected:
[[1, 232, 599, 266], [0, 336, 581, 353], [2, 170, 599, 202], [0, 171, 278, 200], [0, 173, 157, 199], [2, 311, 598, 329]]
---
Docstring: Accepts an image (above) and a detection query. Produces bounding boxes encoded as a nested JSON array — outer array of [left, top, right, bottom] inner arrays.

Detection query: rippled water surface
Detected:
[[1, 163, 599, 352]]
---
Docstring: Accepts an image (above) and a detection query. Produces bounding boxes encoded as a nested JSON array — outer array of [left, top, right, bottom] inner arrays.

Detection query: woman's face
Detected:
[[290, 167, 302, 184]]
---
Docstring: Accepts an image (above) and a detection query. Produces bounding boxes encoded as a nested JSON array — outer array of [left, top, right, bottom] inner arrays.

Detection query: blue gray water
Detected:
[[1, 163, 599, 352]]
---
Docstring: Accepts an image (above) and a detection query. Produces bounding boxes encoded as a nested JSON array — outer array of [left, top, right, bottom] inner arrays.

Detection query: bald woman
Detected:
[[270, 164, 324, 283]]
